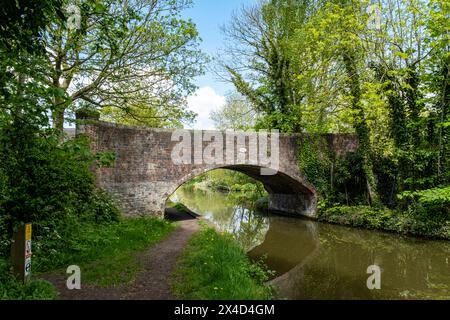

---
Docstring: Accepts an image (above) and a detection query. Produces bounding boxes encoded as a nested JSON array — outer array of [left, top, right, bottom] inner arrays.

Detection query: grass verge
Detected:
[[171, 224, 273, 300], [1, 217, 175, 299], [36, 217, 175, 287], [319, 205, 450, 240]]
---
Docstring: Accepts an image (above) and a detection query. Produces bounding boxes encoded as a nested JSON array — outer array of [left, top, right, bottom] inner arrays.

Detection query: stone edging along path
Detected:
[[42, 211, 199, 300]]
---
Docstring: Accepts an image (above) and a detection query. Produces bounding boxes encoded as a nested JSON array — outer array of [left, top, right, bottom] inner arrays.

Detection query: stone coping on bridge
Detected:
[[76, 118, 357, 140]]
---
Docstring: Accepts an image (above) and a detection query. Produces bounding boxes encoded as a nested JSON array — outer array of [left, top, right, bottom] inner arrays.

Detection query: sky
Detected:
[[182, 0, 256, 129]]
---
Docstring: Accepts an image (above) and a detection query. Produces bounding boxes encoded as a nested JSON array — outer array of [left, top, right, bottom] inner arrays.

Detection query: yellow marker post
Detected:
[[11, 223, 32, 282], [25, 224, 32, 241]]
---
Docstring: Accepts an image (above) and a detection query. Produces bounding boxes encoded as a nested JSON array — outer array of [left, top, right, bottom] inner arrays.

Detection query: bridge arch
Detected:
[[77, 120, 357, 218], [167, 165, 317, 217]]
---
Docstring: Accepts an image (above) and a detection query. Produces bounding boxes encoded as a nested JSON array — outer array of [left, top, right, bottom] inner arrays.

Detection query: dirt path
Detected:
[[43, 213, 199, 300]]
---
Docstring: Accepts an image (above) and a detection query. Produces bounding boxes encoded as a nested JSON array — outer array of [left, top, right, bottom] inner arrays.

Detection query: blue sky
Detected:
[[182, 0, 256, 129]]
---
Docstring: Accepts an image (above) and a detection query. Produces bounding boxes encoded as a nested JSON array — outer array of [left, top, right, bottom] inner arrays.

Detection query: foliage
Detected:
[[0, 258, 57, 300], [0, 0, 124, 260], [171, 224, 273, 300], [0, 131, 120, 255], [43, 0, 205, 130], [196, 169, 268, 204], [399, 186, 450, 205], [101, 103, 190, 129], [210, 93, 259, 131], [221, 0, 317, 132], [221, 0, 450, 214], [0, 0, 63, 53], [398, 186, 450, 215], [319, 205, 450, 240], [1, 217, 174, 298], [298, 136, 333, 197], [298, 136, 368, 206]]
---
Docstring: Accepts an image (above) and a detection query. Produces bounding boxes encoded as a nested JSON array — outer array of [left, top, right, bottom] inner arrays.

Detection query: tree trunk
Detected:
[[52, 96, 65, 132], [405, 67, 423, 144], [342, 50, 379, 205], [437, 55, 450, 182]]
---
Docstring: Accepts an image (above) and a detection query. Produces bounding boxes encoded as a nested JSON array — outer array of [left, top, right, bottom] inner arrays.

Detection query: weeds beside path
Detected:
[[171, 223, 274, 300], [42, 215, 198, 300]]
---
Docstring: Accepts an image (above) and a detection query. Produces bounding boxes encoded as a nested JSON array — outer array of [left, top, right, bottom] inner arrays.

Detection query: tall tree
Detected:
[[425, 0, 450, 184], [287, 0, 381, 202], [221, 0, 323, 132], [43, 0, 204, 130], [368, 0, 450, 189]]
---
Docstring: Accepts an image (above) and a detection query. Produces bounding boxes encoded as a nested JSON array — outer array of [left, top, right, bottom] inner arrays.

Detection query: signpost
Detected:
[[11, 223, 32, 282]]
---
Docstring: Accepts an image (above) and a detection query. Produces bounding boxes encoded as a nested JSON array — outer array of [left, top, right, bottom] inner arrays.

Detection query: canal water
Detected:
[[171, 187, 450, 300]]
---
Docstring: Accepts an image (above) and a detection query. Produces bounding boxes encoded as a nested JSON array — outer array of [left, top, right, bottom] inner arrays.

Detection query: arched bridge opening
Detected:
[[165, 165, 317, 218]]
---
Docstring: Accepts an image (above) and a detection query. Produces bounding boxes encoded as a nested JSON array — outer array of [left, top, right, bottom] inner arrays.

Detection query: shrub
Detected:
[[319, 205, 450, 239], [298, 136, 368, 206], [0, 258, 57, 300], [0, 130, 119, 255], [398, 186, 450, 217], [85, 189, 121, 223]]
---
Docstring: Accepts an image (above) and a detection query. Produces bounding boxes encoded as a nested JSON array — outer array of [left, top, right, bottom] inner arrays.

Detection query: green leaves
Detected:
[[319, 204, 450, 239], [95, 151, 116, 168], [398, 186, 450, 206], [1, 255, 57, 300], [36, 0, 206, 129], [0, 128, 121, 256]]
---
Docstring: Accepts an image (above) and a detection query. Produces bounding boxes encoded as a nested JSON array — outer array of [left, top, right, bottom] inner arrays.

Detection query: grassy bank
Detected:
[[319, 206, 450, 240], [1, 217, 175, 299], [171, 225, 273, 300]]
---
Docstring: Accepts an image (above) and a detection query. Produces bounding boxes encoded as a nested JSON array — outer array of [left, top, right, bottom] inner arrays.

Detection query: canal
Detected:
[[171, 187, 450, 300]]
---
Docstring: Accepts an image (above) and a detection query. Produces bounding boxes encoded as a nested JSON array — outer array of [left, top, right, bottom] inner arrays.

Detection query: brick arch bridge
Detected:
[[77, 120, 357, 218]]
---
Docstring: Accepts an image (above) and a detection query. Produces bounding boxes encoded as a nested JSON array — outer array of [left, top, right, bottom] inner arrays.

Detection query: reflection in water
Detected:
[[172, 188, 450, 300], [171, 188, 269, 251]]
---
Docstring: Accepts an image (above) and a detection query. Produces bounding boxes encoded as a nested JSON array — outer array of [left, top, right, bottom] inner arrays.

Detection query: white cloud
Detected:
[[187, 86, 225, 129]]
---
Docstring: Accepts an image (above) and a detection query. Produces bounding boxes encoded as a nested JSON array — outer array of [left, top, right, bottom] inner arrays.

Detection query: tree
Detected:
[[421, 0, 450, 184], [285, 0, 449, 202], [284, 0, 381, 203], [220, 0, 324, 132], [366, 0, 450, 190], [210, 93, 258, 131], [0, 0, 120, 256], [43, 0, 205, 130]]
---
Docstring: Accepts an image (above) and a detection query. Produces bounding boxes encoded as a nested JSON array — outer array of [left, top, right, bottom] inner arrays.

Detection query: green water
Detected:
[[171, 188, 450, 300]]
